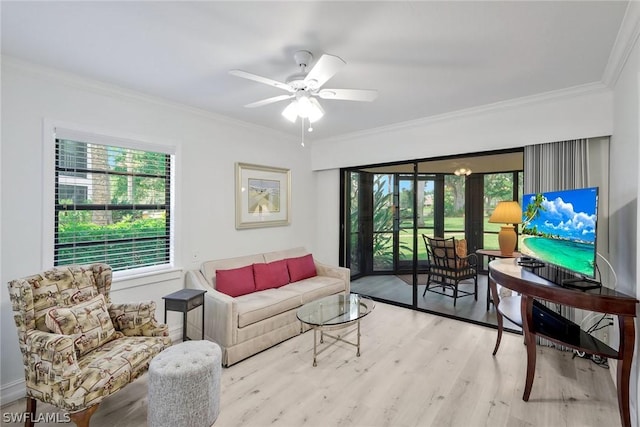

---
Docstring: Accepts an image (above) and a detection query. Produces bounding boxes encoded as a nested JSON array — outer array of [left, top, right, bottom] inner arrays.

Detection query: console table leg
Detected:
[[617, 315, 635, 427], [521, 296, 536, 401], [489, 275, 503, 355]]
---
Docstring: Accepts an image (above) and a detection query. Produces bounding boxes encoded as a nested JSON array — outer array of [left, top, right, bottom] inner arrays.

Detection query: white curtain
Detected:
[[524, 138, 589, 193], [523, 138, 589, 350]]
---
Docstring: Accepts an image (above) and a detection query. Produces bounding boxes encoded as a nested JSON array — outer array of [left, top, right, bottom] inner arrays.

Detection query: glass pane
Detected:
[[416, 179, 435, 264], [398, 178, 414, 262], [398, 228, 413, 261], [373, 174, 393, 271], [444, 175, 465, 233], [58, 139, 87, 178], [349, 172, 361, 275]]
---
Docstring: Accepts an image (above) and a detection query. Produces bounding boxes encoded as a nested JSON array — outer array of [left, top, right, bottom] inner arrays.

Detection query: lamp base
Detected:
[[498, 225, 517, 256]]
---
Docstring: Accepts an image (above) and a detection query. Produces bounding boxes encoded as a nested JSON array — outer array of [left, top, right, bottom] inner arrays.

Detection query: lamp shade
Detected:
[[488, 201, 522, 225], [488, 201, 522, 256]]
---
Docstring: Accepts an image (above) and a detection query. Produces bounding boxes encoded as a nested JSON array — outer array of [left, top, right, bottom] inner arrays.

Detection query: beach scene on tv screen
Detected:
[[520, 188, 598, 278]]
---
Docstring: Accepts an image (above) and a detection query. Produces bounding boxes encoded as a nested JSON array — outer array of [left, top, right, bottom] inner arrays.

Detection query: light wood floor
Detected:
[[2, 302, 620, 427]]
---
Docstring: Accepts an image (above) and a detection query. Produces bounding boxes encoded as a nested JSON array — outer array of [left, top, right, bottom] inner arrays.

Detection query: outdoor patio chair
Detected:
[[422, 235, 478, 307]]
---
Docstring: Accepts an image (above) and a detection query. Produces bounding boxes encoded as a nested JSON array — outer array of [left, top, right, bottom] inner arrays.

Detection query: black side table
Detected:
[[163, 289, 206, 341]]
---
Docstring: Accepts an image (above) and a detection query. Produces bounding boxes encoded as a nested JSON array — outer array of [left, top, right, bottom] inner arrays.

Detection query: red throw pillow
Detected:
[[253, 260, 290, 291], [287, 254, 317, 282], [215, 265, 255, 297]]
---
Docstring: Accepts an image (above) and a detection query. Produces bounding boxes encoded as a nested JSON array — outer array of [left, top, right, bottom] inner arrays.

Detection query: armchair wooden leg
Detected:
[[25, 397, 36, 427], [69, 405, 99, 427]]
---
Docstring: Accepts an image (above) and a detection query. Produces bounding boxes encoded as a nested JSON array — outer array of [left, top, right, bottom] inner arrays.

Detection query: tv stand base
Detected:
[[561, 277, 602, 290]]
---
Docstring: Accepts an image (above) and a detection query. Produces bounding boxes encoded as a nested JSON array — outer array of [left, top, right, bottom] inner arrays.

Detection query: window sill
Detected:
[[112, 266, 182, 291]]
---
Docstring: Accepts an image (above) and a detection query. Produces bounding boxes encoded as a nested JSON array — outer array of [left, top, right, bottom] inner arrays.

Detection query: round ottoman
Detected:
[[148, 340, 222, 427]]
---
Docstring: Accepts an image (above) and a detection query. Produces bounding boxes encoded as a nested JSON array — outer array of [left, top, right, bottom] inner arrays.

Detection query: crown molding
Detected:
[[1, 55, 298, 144], [315, 81, 610, 145], [602, 0, 640, 87]]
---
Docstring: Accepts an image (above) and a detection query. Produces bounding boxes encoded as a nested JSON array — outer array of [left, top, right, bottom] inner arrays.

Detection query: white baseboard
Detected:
[[1, 378, 26, 406], [168, 325, 182, 343]]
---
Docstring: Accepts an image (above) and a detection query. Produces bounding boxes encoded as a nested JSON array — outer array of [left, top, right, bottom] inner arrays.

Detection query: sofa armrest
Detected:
[[315, 261, 351, 294], [186, 270, 237, 348], [108, 301, 169, 337], [24, 330, 81, 380]]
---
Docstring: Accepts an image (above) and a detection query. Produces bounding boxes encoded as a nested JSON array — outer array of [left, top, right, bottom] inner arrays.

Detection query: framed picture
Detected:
[[235, 162, 291, 229]]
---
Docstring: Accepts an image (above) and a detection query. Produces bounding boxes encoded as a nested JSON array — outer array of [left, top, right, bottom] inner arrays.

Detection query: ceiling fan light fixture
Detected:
[[296, 94, 313, 118], [282, 100, 298, 123], [281, 94, 324, 123], [307, 97, 324, 123]]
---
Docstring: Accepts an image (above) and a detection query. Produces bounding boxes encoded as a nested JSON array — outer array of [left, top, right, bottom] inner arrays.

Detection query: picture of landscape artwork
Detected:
[[248, 178, 281, 214], [520, 187, 598, 278]]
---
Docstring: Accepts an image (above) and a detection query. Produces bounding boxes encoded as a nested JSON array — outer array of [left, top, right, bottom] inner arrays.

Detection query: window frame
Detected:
[[43, 120, 177, 281]]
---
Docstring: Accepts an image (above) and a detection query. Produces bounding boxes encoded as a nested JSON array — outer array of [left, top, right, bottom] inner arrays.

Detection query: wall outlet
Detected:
[[192, 250, 200, 261]]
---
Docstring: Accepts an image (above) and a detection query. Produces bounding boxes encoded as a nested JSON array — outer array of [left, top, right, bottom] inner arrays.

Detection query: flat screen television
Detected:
[[519, 187, 599, 285]]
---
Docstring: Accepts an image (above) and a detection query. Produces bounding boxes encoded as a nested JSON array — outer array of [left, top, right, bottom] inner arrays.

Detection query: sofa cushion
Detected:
[[283, 276, 346, 304], [262, 247, 309, 263], [253, 260, 290, 291], [287, 254, 317, 282], [216, 265, 256, 297], [201, 253, 265, 287], [45, 294, 117, 356], [455, 238, 468, 268], [71, 335, 170, 409], [236, 288, 302, 328]]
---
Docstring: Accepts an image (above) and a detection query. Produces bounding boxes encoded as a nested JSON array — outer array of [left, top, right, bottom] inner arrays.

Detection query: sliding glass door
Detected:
[[342, 157, 523, 308]]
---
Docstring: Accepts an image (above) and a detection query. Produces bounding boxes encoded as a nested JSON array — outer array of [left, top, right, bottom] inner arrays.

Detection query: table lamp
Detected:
[[488, 201, 522, 256]]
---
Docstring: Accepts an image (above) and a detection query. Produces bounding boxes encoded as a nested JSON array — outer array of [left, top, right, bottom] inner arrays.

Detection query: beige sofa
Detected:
[[185, 247, 350, 366]]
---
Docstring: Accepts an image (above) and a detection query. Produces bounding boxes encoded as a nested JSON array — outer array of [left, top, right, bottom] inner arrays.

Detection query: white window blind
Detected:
[[54, 136, 172, 271]]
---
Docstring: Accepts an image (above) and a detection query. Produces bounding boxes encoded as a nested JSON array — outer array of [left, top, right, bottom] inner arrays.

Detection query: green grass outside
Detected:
[[392, 216, 502, 261]]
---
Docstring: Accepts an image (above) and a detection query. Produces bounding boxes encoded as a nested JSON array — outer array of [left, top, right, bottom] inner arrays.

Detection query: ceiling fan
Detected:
[[229, 50, 378, 124]]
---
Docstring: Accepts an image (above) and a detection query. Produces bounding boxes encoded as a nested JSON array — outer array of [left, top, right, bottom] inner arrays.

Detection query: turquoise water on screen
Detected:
[[521, 236, 596, 277]]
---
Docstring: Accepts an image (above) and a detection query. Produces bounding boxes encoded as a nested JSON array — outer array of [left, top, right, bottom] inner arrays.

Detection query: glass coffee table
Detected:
[[296, 293, 374, 366]]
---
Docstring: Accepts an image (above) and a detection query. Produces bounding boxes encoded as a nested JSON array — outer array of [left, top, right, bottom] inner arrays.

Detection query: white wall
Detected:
[[611, 20, 640, 426], [0, 58, 319, 402], [311, 85, 613, 172]]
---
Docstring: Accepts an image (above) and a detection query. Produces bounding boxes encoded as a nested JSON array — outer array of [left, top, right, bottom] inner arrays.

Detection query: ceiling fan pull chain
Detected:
[[301, 117, 305, 147]]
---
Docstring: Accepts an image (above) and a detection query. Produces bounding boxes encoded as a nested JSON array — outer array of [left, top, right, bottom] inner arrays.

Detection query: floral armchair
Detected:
[[7, 263, 171, 427]]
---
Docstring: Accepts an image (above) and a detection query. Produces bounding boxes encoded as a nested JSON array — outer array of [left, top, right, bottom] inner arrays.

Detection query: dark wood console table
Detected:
[[476, 249, 521, 310], [488, 258, 638, 427]]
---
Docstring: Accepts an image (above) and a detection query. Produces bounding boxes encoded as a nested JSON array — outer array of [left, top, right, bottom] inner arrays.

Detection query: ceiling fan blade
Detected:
[[317, 88, 379, 102], [244, 94, 293, 108], [304, 54, 346, 89], [229, 69, 294, 93]]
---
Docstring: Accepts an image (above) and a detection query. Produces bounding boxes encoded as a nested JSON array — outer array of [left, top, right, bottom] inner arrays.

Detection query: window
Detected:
[[54, 136, 173, 272]]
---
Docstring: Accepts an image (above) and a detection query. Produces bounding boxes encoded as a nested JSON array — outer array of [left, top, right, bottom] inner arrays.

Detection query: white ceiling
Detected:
[[1, 1, 629, 142]]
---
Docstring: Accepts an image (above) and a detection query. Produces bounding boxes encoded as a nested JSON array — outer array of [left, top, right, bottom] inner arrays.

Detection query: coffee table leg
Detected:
[[313, 328, 318, 367], [356, 320, 361, 357]]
